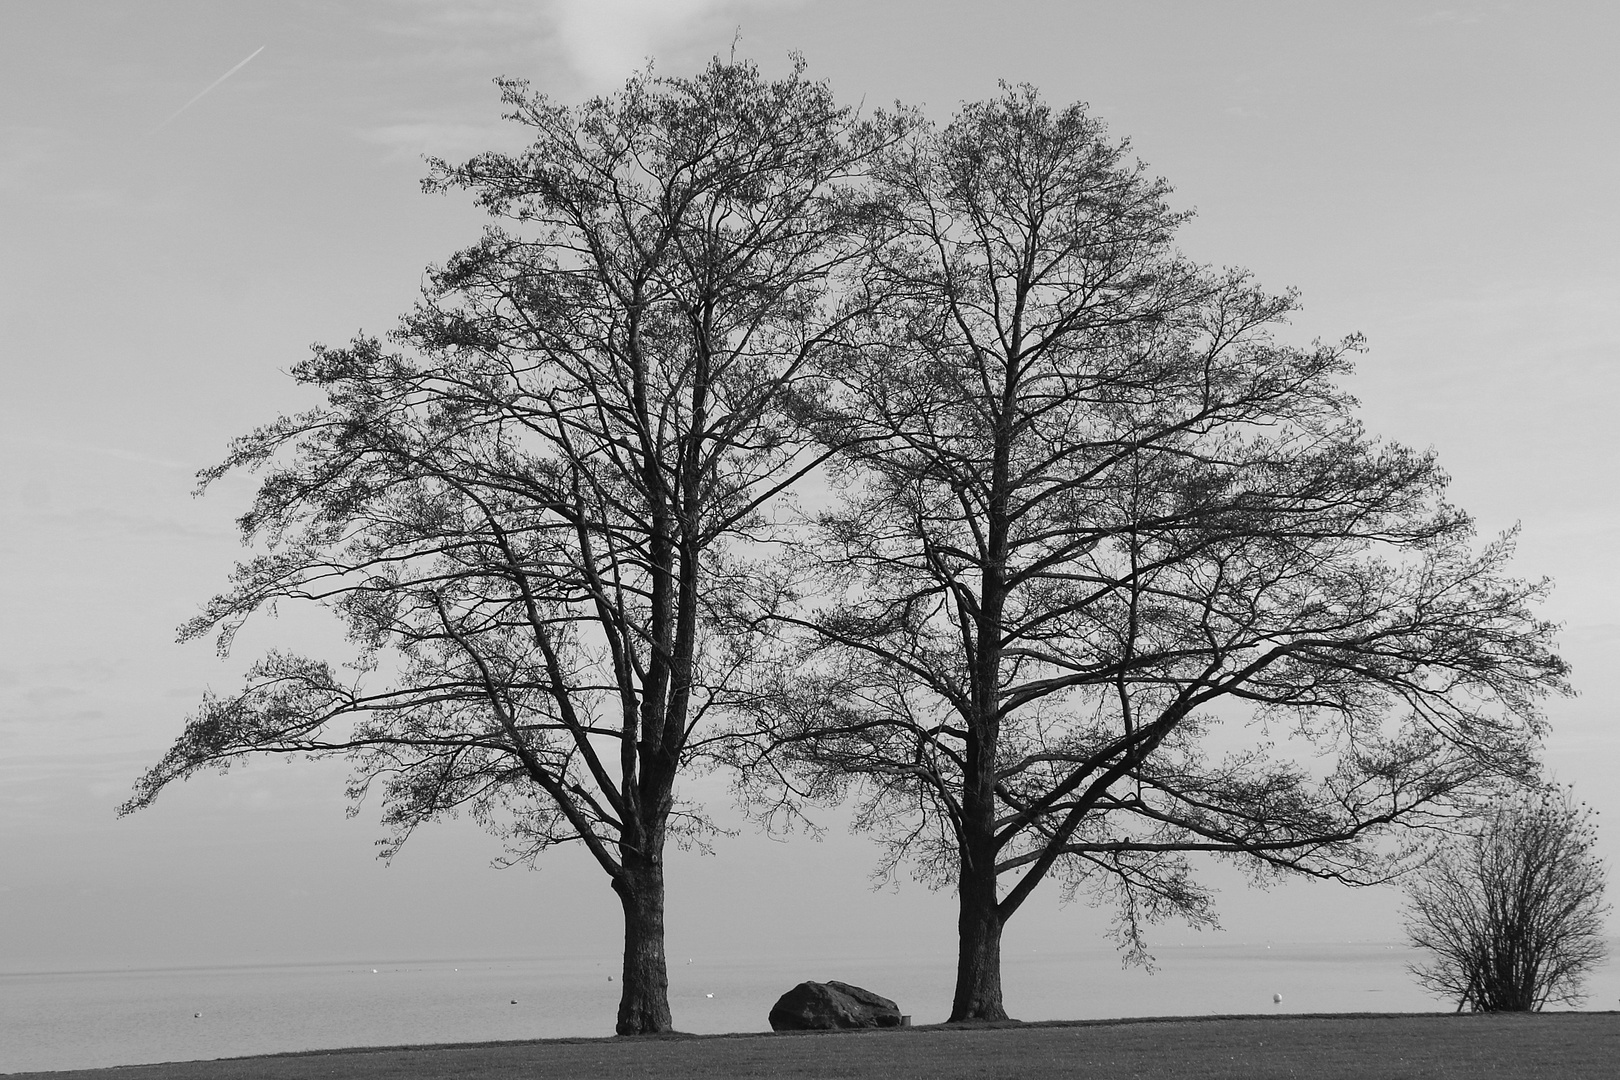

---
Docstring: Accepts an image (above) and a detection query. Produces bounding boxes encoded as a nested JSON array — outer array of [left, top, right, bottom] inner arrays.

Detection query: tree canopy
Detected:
[[734, 85, 1571, 1022], [123, 57, 899, 1035], [1406, 784, 1609, 1011], [125, 65, 1571, 1033]]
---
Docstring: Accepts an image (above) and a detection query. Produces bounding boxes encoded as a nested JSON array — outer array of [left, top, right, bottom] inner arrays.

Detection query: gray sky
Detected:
[[2, 0, 1616, 994]]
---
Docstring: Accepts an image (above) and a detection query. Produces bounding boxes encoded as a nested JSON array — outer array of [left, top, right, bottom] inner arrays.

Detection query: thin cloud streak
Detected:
[[547, 0, 795, 88], [154, 45, 266, 132]]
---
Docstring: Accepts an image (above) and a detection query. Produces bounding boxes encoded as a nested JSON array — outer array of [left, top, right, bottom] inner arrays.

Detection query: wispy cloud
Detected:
[[548, 0, 748, 86], [1, 432, 193, 472], [154, 45, 266, 132], [375, 0, 801, 95], [360, 119, 515, 161], [1412, 8, 1486, 27], [0, 125, 78, 197]]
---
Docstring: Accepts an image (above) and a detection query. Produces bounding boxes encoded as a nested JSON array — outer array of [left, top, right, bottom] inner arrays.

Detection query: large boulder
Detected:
[[768, 980, 903, 1031]]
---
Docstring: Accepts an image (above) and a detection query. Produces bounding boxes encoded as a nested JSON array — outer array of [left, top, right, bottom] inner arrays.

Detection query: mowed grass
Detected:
[[14, 1013, 1620, 1080]]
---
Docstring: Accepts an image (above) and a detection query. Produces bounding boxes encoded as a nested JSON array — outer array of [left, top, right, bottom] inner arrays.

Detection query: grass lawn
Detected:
[[12, 1013, 1619, 1079]]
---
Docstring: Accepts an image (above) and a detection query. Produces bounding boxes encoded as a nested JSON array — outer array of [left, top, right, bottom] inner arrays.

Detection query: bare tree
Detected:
[[121, 58, 896, 1035], [735, 85, 1571, 1023], [1406, 784, 1609, 1011]]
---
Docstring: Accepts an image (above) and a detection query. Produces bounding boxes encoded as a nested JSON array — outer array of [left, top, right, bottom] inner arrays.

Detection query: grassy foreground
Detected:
[[14, 1013, 1620, 1079]]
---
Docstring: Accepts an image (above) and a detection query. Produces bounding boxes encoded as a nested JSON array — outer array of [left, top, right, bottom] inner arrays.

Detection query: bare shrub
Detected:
[[1406, 784, 1610, 1011]]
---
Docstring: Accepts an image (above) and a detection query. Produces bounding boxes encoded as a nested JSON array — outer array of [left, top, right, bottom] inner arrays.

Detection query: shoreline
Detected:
[[10, 1012, 1620, 1080]]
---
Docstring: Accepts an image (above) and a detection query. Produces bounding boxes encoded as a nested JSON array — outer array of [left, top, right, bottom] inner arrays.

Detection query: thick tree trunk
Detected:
[[950, 859, 1010, 1022], [949, 411, 1013, 1025], [612, 854, 673, 1035]]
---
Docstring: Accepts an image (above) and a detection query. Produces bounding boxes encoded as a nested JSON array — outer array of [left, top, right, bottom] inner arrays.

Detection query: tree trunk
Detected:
[[950, 860, 1009, 1022], [612, 853, 673, 1035]]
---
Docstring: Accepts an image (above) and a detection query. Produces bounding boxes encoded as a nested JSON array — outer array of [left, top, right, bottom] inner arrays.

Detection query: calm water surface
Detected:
[[7, 942, 1612, 1073]]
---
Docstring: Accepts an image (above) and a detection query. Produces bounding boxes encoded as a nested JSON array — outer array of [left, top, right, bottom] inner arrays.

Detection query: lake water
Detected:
[[5, 943, 1616, 1073]]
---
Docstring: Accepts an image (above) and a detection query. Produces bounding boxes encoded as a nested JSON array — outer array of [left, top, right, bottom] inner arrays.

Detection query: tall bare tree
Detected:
[[736, 86, 1571, 1023], [1406, 784, 1609, 1011], [122, 58, 896, 1035]]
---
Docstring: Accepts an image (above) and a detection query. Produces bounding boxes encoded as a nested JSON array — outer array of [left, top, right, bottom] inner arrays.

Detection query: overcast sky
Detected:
[[2, 0, 1616, 1006]]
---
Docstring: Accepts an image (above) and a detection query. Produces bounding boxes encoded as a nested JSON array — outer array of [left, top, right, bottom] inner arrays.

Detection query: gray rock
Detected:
[[768, 980, 903, 1031]]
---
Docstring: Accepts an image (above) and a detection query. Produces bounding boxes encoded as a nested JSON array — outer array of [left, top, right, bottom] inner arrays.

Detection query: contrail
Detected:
[[155, 45, 266, 131]]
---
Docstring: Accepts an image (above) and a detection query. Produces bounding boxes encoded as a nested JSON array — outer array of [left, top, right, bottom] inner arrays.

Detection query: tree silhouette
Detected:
[[1406, 784, 1609, 1011], [122, 58, 897, 1035], [736, 85, 1572, 1023]]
